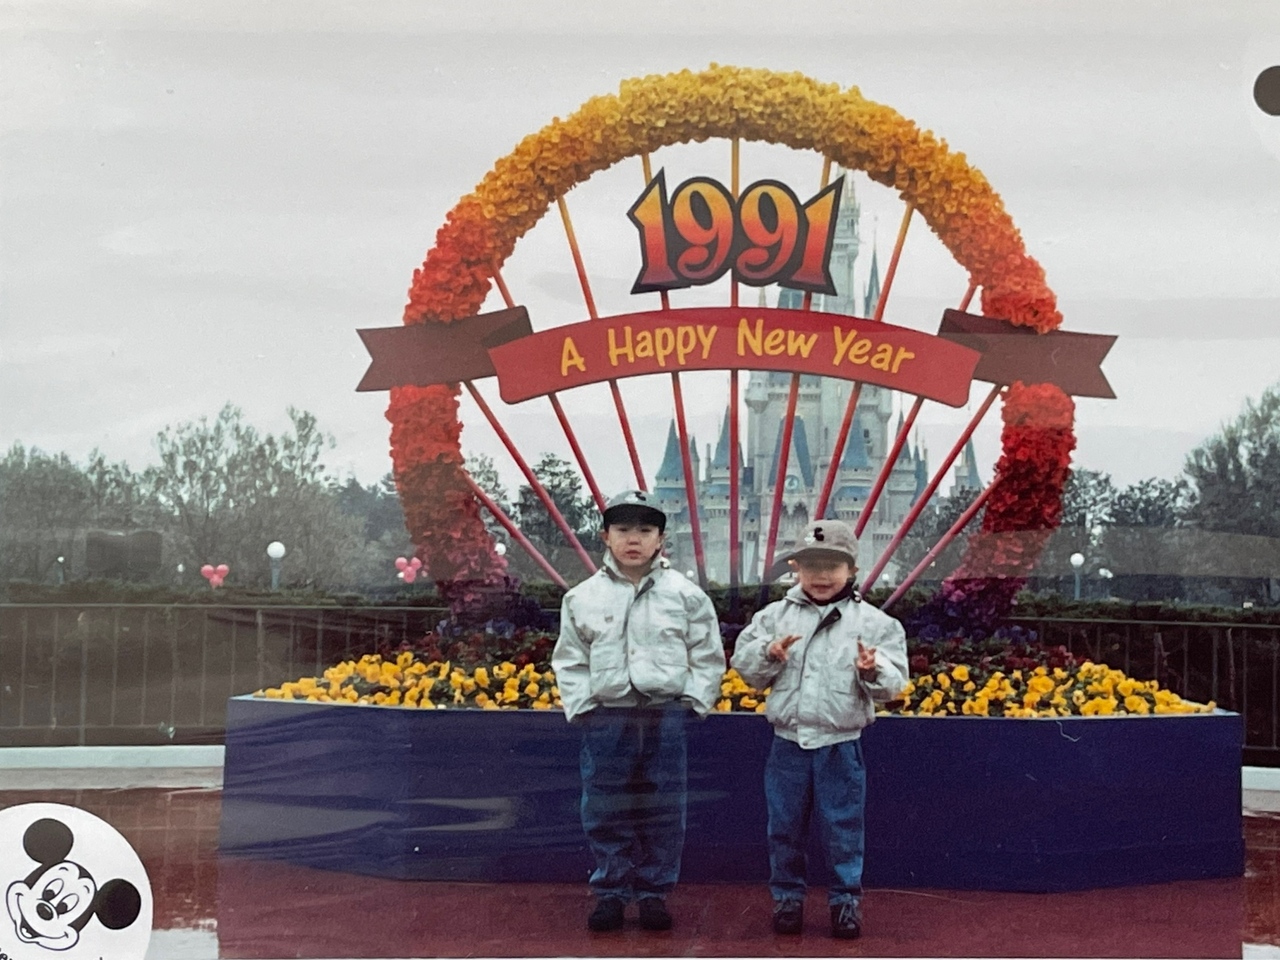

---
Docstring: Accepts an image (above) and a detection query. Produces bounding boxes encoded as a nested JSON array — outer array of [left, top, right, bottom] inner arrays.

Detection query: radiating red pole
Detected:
[[491, 266, 606, 513], [465, 381, 597, 574], [759, 158, 832, 585], [855, 396, 924, 539], [872, 203, 914, 324], [672, 373, 708, 586], [814, 205, 914, 521], [464, 473, 569, 589], [640, 153, 706, 586], [882, 478, 998, 610], [760, 376, 801, 585], [728, 140, 742, 601], [853, 280, 980, 538], [558, 196, 646, 490], [860, 383, 1002, 593], [813, 383, 864, 520]]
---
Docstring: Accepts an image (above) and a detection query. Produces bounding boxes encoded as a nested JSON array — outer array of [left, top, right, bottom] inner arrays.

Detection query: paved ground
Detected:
[[0, 788, 1275, 959]]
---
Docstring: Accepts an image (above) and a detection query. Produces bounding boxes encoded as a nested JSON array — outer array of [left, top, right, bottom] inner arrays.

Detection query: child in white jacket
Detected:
[[552, 490, 724, 934], [731, 518, 908, 940]]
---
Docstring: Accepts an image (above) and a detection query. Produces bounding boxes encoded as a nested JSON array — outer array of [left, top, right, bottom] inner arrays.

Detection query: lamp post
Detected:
[[1070, 552, 1085, 600], [55, 556, 65, 586], [1098, 567, 1114, 599], [266, 541, 286, 591]]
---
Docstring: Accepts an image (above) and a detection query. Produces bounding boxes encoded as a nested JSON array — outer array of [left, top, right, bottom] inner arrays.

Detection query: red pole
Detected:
[[882, 478, 998, 610], [814, 204, 914, 518], [853, 281, 980, 538], [872, 203, 914, 324], [728, 140, 742, 601], [760, 159, 832, 584], [491, 265, 606, 513], [465, 381, 598, 575], [860, 383, 1002, 593], [464, 473, 569, 589], [729, 372, 741, 594], [813, 382, 864, 520], [672, 373, 708, 587], [640, 153, 706, 585], [855, 396, 924, 539], [558, 196, 647, 490], [760, 375, 801, 584]]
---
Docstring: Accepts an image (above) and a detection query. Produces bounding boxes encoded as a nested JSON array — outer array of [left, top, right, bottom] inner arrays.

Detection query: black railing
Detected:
[[2, 605, 1276, 764], [1008, 617, 1279, 765], [0, 604, 449, 746]]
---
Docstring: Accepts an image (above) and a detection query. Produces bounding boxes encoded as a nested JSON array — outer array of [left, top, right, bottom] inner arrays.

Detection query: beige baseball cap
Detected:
[[790, 519, 859, 566]]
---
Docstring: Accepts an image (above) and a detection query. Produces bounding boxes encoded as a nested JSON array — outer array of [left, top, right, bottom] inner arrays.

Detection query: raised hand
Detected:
[[856, 640, 878, 679], [767, 634, 802, 663]]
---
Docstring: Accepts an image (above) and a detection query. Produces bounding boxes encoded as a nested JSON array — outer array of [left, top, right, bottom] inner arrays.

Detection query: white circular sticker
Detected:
[[0, 804, 152, 960]]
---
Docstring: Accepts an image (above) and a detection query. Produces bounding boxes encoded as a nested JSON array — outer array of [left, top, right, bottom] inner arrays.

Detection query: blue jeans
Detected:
[[764, 735, 866, 906], [578, 703, 689, 901]]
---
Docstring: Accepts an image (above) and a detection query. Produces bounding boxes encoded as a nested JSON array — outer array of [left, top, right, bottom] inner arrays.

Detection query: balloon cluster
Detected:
[[395, 556, 423, 584], [200, 563, 229, 588]]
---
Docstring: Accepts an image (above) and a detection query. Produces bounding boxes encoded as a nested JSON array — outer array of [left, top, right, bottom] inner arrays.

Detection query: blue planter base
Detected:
[[218, 696, 1244, 892]]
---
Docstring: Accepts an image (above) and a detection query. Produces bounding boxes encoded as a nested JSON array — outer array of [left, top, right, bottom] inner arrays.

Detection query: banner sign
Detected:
[[488, 307, 980, 407], [936, 309, 1117, 399]]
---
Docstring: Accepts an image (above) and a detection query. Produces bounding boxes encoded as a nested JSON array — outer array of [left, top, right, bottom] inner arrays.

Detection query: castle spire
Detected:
[[655, 421, 683, 485], [863, 238, 881, 317]]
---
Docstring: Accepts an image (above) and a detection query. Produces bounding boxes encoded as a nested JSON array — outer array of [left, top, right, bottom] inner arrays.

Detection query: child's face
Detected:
[[602, 521, 664, 574], [791, 556, 854, 602]]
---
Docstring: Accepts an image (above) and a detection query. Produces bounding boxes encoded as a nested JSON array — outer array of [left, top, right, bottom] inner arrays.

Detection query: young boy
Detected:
[[552, 489, 725, 933], [730, 518, 908, 940]]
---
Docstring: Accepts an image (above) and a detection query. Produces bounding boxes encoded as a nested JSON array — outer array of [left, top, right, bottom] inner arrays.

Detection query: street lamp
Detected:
[[266, 541, 286, 591], [494, 542, 507, 557], [55, 556, 65, 585], [1070, 552, 1085, 600]]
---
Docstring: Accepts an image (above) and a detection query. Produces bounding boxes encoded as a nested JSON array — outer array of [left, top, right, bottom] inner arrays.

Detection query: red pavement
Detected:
[[1, 788, 1276, 958]]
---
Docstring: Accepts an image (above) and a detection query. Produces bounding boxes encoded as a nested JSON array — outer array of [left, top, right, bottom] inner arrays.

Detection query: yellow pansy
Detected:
[[952, 665, 970, 682]]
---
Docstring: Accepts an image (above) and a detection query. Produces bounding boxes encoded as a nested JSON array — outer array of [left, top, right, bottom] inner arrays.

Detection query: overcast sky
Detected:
[[4, 0, 1280, 499]]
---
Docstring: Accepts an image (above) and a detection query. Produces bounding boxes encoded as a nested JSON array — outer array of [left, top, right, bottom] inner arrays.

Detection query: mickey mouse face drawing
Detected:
[[5, 818, 141, 952]]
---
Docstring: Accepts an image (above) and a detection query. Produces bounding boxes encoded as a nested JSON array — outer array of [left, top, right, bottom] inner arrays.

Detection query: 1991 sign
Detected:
[[627, 171, 844, 296]]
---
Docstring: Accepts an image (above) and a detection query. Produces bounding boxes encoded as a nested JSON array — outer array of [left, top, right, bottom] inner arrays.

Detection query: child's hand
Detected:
[[856, 641, 878, 680], [767, 634, 802, 662]]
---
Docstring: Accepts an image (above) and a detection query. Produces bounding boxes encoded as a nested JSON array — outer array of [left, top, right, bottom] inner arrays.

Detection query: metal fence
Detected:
[[1008, 617, 1279, 766], [0, 604, 449, 746], [1, 604, 1276, 764]]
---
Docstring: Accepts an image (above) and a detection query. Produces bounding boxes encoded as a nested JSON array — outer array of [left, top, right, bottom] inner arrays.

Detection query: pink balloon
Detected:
[[216, 564, 229, 577], [409, 557, 422, 571], [402, 568, 417, 584], [394, 557, 409, 571], [200, 564, 214, 579]]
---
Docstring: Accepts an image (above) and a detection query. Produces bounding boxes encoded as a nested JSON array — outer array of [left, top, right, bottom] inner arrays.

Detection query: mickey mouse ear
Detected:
[[93, 879, 142, 930], [23, 818, 74, 866]]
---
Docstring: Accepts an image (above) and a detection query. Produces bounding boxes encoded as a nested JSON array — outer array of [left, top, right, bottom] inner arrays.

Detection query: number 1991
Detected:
[[627, 171, 843, 296]]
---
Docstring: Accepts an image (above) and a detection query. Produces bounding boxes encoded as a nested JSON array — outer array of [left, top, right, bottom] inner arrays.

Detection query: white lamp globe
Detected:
[[494, 542, 507, 557], [1069, 552, 1085, 570], [266, 541, 287, 560]]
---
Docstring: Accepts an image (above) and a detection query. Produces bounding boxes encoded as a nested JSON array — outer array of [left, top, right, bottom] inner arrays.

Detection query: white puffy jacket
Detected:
[[552, 554, 725, 722], [731, 585, 909, 749]]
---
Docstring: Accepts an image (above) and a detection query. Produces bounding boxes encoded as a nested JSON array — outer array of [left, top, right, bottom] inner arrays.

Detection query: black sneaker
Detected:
[[772, 899, 804, 935], [638, 897, 672, 931], [587, 897, 626, 932], [830, 902, 862, 939]]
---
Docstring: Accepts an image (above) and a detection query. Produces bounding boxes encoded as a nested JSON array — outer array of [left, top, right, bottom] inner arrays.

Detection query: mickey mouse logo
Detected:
[[0, 804, 151, 960]]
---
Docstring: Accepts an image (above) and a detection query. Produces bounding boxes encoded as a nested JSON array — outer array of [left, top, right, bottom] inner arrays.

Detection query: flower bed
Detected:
[[254, 636, 1215, 719]]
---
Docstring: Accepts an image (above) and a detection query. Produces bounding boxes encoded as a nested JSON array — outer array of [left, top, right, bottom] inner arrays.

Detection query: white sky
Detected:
[[4, 0, 1280, 498]]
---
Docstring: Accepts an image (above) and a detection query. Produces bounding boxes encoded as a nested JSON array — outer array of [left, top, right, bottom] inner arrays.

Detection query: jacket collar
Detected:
[[783, 581, 861, 607], [601, 550, 669, 587]]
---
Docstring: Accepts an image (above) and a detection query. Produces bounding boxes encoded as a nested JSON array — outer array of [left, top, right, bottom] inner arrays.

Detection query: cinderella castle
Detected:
[[653, 172, 981, 584]]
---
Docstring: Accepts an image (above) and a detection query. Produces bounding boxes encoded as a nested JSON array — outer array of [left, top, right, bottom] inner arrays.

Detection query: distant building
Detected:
[[656, 171, 981, 583]]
